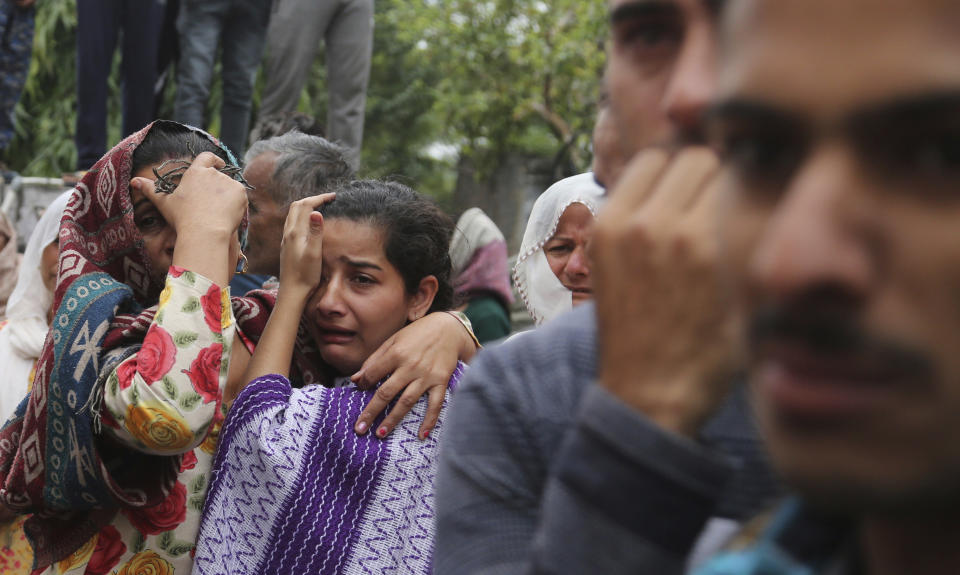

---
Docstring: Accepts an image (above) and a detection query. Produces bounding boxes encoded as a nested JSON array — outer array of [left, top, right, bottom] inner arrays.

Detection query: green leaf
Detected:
[[179, 393, 203, 411], [173, 331, 199, 348], [183, 271, 197, 285], [155, 309, 165, 325], [162, 376, 178, 400], [108, 372, 118, 397], [189, 473, 207, 494], [131, 531, 146, 554], [158, 530, 173, 551], [181, 297, 200, 313], [189, 495, 205, 513], [168, 542, 195, 557]]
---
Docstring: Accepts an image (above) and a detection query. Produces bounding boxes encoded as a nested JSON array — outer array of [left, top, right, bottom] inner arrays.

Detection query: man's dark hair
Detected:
[[245, 132, 355, 206], [320, 180, 454, 314]]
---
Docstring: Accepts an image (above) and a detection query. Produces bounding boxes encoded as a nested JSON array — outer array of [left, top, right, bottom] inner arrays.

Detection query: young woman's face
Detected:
[[40, 238, 59, 294], [130, 161, 241, 287], [303, 218, 423, 376], [543, 202, 595, 305]]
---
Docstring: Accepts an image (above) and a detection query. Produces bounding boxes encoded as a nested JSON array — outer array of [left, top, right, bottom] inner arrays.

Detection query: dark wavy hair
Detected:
[[319, 180, 454, 314], [132, 121, 233, 175]]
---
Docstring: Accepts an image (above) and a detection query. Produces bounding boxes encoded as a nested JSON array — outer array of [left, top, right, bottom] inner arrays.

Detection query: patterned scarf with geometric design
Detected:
[[0, 121, 322, 569]]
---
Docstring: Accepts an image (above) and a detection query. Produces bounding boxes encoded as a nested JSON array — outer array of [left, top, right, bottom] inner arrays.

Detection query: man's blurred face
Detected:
[[592, 106, 628, 189], [242, 152, 285, 277], [713, 0, 960, 514], [607, 0, 720, 166]]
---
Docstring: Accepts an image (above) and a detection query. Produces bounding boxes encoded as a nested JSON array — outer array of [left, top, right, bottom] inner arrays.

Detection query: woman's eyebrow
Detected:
[[132, 198, 154, 210], [340, 256, 383, 271]]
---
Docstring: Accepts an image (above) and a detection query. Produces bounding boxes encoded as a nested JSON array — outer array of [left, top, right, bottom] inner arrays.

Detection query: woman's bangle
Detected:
[[445, 310, 482, 350]]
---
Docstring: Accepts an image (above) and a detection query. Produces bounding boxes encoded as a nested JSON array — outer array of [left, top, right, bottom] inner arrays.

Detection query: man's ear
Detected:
[[407, 275, 439, 321]]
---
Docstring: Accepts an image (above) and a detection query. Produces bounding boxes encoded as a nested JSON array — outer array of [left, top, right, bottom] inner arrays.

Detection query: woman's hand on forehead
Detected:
[[279, 194, 337, 300], [152, 157, 251, 196], [131, 152, 248, 238]]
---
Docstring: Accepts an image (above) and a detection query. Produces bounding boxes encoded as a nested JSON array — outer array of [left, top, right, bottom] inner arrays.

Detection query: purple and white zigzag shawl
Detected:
[[192, 362, 466, 575]]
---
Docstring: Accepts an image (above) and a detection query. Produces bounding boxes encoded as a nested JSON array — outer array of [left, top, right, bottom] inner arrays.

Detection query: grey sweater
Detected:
[[435, 303, 781, 574]]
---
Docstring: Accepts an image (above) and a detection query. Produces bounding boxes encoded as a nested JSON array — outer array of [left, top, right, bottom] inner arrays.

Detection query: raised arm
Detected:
[[227, 194, 335, 404], [100, 154, 249, 455]]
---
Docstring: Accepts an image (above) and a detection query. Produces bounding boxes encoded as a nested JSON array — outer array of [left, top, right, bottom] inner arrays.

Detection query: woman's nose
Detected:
[[316, 278, 346, 316], [164, 230, 177, 255], [564, 245, 591, 278]]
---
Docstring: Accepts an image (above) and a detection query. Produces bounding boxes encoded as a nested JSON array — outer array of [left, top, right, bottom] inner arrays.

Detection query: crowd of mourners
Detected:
[[0, 0, 958, 573]]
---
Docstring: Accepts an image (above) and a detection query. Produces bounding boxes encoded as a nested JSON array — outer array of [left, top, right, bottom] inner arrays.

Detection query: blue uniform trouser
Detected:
[[75, 0, 166, 170], [0, 0, 35, 152]]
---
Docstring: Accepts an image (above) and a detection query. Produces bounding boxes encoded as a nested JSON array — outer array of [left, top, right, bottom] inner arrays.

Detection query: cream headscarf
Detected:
[[0, 210, 19, 318], [513, 173, 604, 326], [0, 190, 72, 422]]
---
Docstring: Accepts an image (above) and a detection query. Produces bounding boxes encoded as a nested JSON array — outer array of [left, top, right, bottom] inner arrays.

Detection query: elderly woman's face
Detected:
[[544, 202, 595, 305], [41, 239, 59, 294], [130, 161, 241, 287]]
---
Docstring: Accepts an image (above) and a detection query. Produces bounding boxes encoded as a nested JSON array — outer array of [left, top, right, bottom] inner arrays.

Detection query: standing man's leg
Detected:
[[173, 0, 228, 130], [0, 0, 35, 155], [119, 0, 165, 138], [154, 0, 181, 118], [258, 0, 333, 119], [75, 0, 120, 170], [218, 0, 272, 157], [325, 0, 373, 170]]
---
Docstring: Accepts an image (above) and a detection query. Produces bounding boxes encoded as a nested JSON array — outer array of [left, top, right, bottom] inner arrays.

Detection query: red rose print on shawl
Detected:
[[137, 326, 177, 384], [115, 360, 137, 391], [101, 406, 120, 430], [200, 284, 223, 333], [168, 266, 186, 278], [86, 525, 127, 575], [183, 343, 223, 403], [122, 481, 187, 536], [180, 449, 198, 472]]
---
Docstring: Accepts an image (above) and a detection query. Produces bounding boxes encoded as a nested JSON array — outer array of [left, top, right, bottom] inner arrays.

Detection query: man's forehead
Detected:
[[718, 0, 960, 119], [242, 151, 278, 176]]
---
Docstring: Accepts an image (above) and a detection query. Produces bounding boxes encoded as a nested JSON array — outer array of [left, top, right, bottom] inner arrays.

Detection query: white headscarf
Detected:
[[0, 211, 19, 319], [0, 190, 72, 422], [513, 173, 604, 326]]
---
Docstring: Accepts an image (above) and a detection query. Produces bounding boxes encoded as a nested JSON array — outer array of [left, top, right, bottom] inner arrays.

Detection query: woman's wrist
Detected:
[[172, 232, 234, 287], [277, 283, 314, 306]]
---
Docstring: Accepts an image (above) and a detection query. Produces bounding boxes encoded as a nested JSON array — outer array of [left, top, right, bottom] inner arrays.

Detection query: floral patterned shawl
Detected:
[[0, 121, 320, 569]]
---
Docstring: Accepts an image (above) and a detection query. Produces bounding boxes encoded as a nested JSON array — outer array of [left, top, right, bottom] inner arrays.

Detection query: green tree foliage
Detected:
[[6, 0, 606, 201], [7, 0, 79, 174], [366, 0, 607, 190]]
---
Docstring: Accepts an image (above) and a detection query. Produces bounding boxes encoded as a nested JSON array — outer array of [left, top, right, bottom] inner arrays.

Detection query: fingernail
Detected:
[[351, 371, 362, 382], [356, 421, 368, 435], [130, 179, 141, 190], [376, 426, 387, 438], [421, 429, 430, 440]]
